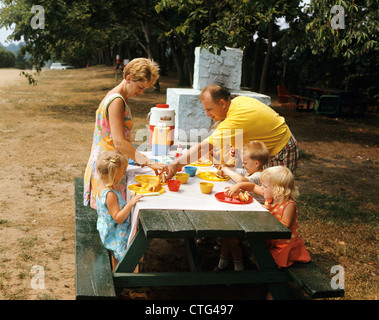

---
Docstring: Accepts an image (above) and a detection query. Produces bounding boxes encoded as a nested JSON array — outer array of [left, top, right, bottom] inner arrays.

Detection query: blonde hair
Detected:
[[123, 58, 160, 86], [260, 166, 299, 203], [96, 151, 129, 189], [243, 141, 269, 166]]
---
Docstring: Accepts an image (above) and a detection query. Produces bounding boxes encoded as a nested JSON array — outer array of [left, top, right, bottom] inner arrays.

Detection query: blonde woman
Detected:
[[96, 151, 143, 270], [84, 58, 166, 209]]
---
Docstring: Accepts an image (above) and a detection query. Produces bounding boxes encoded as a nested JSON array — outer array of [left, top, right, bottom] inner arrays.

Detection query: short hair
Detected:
[[260, 166, 299, 202], [123, 58, 160, 86], [199, 84, 231, 103], [96, 151, 129, 189], [243, 141, 269, 165]]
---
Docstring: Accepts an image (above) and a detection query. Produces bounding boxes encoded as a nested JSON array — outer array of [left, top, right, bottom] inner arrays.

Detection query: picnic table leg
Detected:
[[247, 239, 291, 300], [114, 226, 152, 274]]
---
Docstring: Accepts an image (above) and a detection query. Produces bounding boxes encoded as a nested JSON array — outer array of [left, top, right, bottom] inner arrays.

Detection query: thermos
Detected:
[[152, 121, 170, 156], [148, 104, 175, 147]]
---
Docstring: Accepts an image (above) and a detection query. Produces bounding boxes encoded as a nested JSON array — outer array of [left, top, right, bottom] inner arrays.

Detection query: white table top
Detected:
[[125, 157, 267, 244]]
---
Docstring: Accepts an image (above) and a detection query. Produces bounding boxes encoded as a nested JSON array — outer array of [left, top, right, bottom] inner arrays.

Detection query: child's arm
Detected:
[[106, 192, 144, 224], [280, 202, 297, 229], [225, 182, 262, 197], [218, 165, 249, 183]]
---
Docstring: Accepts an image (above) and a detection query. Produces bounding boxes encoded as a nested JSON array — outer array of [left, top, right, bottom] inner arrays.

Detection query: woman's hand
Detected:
[[147, 161, 167, 174], [166, 162, 180, 179]]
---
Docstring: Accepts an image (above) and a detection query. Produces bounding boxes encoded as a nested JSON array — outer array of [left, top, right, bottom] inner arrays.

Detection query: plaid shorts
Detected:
[[264, 134, 299, 172]]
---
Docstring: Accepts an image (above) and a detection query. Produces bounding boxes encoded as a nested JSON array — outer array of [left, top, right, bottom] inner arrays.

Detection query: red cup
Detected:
[[167, 179, 181, 191]]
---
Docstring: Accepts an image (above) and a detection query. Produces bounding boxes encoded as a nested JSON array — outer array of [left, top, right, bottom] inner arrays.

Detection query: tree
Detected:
[[305, 0, 379, 104], [0, 47, 15, 67]]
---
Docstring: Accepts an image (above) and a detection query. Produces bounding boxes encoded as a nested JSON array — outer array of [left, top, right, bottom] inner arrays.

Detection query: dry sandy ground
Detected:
[[0, 66, 377, 300]]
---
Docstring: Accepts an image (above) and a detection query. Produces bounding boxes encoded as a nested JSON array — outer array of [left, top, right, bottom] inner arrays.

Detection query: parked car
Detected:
[[50, 63, 75, 70]]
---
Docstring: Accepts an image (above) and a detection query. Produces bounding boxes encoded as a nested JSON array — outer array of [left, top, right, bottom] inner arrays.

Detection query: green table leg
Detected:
[[247, 239, 291, 300], [114, 226, 152, 273]]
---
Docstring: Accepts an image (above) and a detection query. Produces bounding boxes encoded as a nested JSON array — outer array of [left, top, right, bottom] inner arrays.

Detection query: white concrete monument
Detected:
[[166, 46, 271, 143]]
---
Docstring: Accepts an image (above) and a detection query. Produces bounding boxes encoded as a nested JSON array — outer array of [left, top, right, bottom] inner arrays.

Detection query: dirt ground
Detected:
[[0, 66, 377, 300]]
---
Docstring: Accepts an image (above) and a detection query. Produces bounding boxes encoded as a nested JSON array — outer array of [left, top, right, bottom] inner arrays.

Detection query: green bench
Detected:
[[74, 177, 344, 300], [75, 177, 116, 299]]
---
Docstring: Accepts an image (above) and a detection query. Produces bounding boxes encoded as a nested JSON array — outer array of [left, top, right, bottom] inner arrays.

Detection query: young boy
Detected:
[[219, 140, 269, 205], [215, 141, 269, 271]]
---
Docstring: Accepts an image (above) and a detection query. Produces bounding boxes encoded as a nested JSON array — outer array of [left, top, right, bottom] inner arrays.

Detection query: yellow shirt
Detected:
[[205, 96, 291, 156]]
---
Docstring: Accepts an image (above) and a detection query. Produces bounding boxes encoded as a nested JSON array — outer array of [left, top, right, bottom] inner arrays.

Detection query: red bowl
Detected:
[[167, 179, 181, 191]]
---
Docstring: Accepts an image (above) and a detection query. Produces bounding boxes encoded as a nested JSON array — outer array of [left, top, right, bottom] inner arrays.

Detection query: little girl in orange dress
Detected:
[[260, 166, 311, 268]]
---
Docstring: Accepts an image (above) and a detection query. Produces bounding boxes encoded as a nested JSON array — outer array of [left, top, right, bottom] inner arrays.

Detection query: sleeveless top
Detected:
[[96, 188, 131, 262], [83, 93, 132, 209], [265, 199, 311, 267]]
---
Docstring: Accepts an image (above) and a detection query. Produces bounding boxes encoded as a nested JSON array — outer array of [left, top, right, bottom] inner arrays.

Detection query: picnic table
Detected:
[[305, 86, 366, 115], [75, 152, 345, 300]]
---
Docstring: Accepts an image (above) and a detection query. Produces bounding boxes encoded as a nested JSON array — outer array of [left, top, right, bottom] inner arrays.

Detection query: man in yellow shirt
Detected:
[[166, 84, 299, 178]]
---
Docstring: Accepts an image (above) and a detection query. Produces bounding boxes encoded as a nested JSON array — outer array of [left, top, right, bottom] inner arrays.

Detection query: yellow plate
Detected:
[[198, 171, 230, 181], [190, 159, 213, 166], [135, 175, 167, 185], [128, 184, 166, 195]]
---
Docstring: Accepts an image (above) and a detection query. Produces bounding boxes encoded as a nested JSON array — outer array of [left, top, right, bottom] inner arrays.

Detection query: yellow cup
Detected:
[[174, 172, 189, 184], [200, 182, 214, 194]]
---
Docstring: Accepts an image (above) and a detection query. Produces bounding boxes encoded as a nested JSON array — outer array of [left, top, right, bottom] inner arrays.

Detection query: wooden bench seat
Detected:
[[286, 261, 344, 299], [75, 178, 116, 300]]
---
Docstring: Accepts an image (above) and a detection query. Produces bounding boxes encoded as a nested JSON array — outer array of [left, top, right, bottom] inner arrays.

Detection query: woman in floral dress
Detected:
[[84, 58, 166, 209]]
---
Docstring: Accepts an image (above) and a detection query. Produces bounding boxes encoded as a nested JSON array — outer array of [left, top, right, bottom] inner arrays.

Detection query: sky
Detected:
[[0, 26, 21, 44]]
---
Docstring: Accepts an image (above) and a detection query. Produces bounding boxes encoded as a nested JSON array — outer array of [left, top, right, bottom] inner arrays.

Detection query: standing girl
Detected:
[[96, 151, 144, 270], [260, 166, 311, 269]]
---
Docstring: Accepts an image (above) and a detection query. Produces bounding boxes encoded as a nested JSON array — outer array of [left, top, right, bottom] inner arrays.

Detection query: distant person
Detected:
[[84, 58, 166, 209], [95, 151, 143, 271], [166, 84, 299, 179]]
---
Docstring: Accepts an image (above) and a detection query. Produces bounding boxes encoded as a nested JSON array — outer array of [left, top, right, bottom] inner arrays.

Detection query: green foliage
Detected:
[[0, 47, 15, 67]]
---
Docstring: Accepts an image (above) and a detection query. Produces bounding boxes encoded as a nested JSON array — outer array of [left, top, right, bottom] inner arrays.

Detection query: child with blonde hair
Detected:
[[96, 151, 143, 270], [221, 141, 269, 205], [260, 166, 311, 269], [214, 141, 269, 272]]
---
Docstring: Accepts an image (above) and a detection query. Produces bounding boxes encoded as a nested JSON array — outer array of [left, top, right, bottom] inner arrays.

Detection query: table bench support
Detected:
[[247, 239, 291, 300], [185, 238, 202, 272], [114, 227, 152, 273], [113, 270, 288, 288]]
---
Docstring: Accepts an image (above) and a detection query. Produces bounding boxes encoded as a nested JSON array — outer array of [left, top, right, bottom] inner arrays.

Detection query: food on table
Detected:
[[148, 182, 162, 192], [130, 175, 166, 194], [190, 158, 212, 166], [198, 171, 230, 181], [159, 172, 167, 184], [214, 191, 253, 204], [135, 175, 166, 185], [225, 189, 250, 202]]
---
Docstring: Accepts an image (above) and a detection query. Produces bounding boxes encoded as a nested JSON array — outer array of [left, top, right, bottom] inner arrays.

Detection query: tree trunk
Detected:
[[259, 22, 273, 93], [250, 36, 261, 91]]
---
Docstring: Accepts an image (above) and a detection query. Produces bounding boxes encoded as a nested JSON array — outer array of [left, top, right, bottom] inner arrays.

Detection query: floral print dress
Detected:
[[83, 93, 132, 209], [96, 188, 131, 262]]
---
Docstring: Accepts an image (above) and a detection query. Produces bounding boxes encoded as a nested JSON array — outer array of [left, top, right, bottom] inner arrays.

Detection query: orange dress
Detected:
[[265, 199, 311, 268]]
